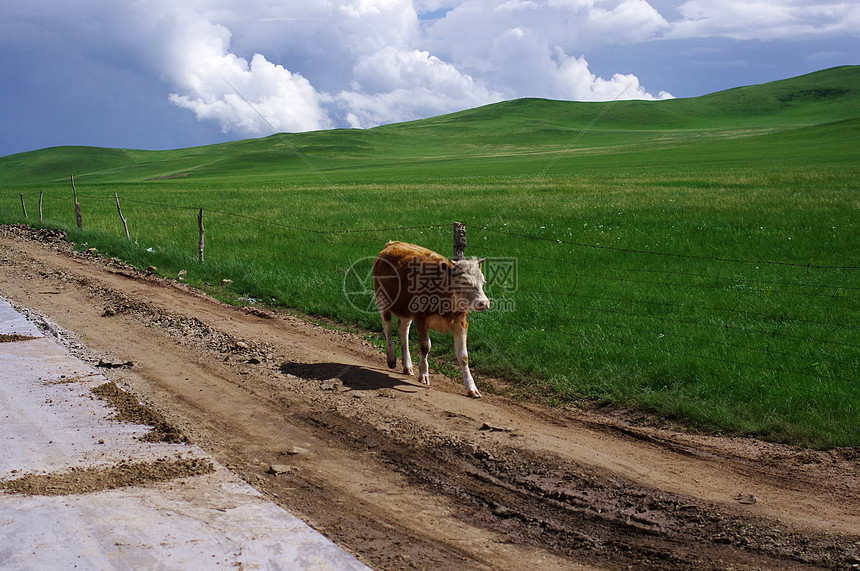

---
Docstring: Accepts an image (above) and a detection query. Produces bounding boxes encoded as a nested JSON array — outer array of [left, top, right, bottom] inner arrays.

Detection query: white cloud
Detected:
[[423, 0, 671, 100], [337, 47, 504, 127], [0, 1, 334, 135], [553, 51, 673, 100], [167, 54, 331, 134], [134, 4, 332, 135], [667, 0, 860, 40], [155, 0, 673, 132], [151, 10, 330, 134], [427, 0, 669, 62], [2, 0, 677, 139]]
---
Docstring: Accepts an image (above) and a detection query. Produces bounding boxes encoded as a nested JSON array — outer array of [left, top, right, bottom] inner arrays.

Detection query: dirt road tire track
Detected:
[[1, 224, 858, 570]]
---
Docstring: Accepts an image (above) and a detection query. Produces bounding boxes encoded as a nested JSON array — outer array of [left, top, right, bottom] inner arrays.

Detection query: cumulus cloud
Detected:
[[3, 0, 678, 139], [667, 0, 860, 40], [147, 0, 675, 133], [166, 55, 330, 135], [426, 0, 670, 65], [154, 13, 330, 134], [552, 51, 673, 100], [336, 47, 504, 128], [0, 1, 334, 135], [128, 4, 332, 135], [420, 0, 672, 101]]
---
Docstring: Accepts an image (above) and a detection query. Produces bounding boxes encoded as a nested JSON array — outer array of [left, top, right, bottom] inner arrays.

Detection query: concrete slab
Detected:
[[0, 298, 368, 570]]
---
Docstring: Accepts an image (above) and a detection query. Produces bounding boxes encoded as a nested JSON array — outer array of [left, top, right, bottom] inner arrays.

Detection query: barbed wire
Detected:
[[9, 188, 859, 270], [6, 190, 856, 376], [478, 245, 860, 294], [483, 227, 860, 270], [505, 310, 857, 396], [10, 188, 444, 237], [515, 266, 860, 302], [506, 281, 858, 331], [517, 286, 859, 350], [530, 309, 855, 378]]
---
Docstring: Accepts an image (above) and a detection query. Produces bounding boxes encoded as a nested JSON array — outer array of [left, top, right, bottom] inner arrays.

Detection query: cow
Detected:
[[373, 241, 490, 398]]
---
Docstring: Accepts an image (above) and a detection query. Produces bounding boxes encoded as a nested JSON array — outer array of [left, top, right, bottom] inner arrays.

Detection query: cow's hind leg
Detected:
[[381, 310, 396, 369], [416, 320, 431, 385], [398, 317, 414, 376]]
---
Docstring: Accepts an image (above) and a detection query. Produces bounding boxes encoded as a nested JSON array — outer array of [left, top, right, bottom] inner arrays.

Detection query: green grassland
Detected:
[[2, 66, 858, 448]]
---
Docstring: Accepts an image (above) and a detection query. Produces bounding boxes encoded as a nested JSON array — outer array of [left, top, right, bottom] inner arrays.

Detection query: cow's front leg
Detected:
[[416, 320, 431, 385], [453, 320, 481, 398], [398, 317, 414, 376], [381, 310, 396, 369]]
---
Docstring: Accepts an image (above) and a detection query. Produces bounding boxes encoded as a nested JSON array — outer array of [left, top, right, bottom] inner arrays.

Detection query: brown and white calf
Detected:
[[373, 241, 490, 398]]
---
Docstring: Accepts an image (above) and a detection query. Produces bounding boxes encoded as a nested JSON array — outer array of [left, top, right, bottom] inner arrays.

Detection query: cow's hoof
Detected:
[[468, 389, 482, 398], [387, 357, 396, 369], [418, 373, 430, 385], [404, 367, 415, 376]]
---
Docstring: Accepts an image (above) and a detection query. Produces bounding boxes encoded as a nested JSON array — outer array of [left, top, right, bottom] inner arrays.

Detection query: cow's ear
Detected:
[[478, 257, 487, 267]]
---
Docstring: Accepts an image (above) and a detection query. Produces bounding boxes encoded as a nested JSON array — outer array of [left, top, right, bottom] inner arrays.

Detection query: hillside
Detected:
[[0, 66, 857, 186]]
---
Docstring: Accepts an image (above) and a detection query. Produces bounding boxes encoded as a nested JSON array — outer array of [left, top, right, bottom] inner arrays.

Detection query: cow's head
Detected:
[[449, 257, 490, 312]]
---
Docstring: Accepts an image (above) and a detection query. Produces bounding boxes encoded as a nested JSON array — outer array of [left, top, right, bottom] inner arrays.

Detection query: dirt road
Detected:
[[1, 224, 858, 570]]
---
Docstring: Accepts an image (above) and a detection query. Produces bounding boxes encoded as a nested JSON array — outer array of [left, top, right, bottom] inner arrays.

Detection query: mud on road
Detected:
[[1, 224, 859, 570]]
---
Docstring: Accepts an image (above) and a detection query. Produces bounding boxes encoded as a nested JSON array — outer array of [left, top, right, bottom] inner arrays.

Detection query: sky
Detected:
[[0, 0, 857, 157]]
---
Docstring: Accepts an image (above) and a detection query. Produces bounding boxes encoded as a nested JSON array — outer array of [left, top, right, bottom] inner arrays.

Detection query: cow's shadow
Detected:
[[279, 361, 415, 392]]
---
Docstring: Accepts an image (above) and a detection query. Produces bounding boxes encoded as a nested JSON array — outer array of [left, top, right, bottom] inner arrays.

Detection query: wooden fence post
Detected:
[[198, 208, 205, 265], [39, 190, 43, 222], [453, 221, 467, 260], [20, 194, 27, 219], [71, 175, 82, 229], [115, 193, 130, 240]]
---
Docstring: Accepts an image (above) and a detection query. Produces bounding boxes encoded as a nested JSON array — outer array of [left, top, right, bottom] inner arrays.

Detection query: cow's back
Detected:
[[373, 241, 450, 319]]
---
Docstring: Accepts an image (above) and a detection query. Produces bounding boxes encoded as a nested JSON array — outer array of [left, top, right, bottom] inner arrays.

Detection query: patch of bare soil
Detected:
[[0, 458, 214, 496], [1, 223, 859, 570], [0, 333, 37, 342], [92, 381, 188, 443]]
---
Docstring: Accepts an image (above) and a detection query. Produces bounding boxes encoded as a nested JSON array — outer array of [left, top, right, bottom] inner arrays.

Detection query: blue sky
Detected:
[[1, 0, 857, 157]]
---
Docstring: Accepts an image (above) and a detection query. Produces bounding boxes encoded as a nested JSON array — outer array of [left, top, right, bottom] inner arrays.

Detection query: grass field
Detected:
[[2, 66, 858, 448]]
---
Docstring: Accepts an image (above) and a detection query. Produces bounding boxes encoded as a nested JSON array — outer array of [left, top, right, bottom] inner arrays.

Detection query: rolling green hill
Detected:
[[1, 66, 858, 185]]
